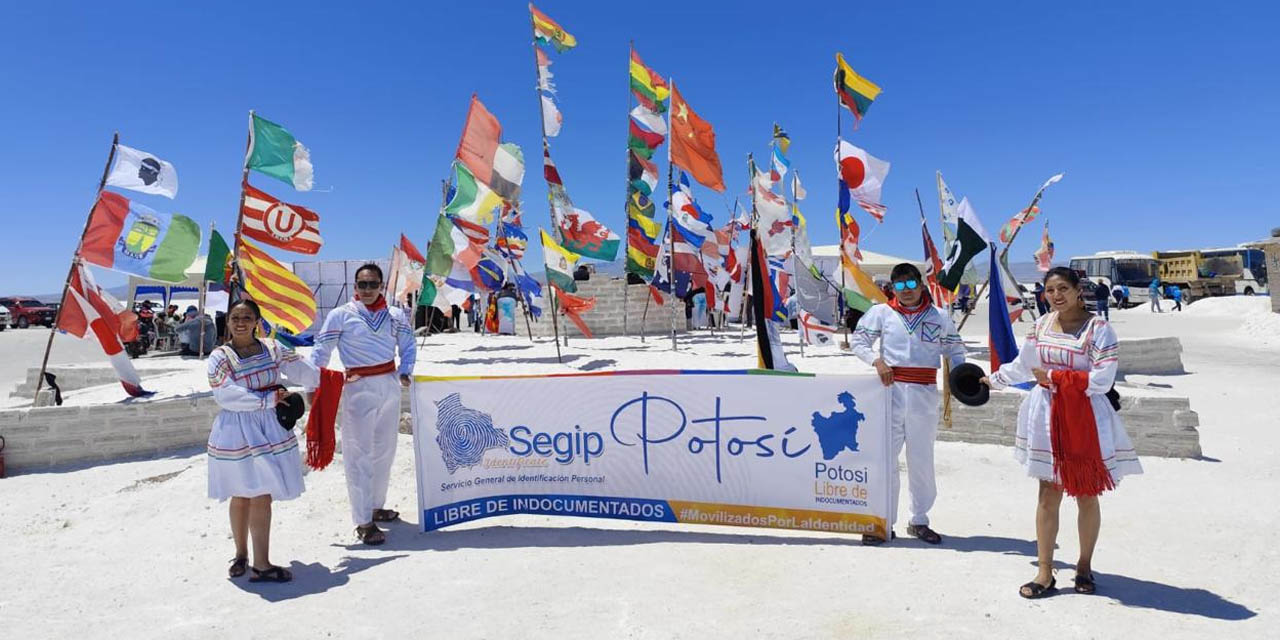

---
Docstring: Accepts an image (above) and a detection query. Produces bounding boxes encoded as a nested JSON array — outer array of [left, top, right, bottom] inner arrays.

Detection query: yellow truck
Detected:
[[1152, 250, 1239, 301]]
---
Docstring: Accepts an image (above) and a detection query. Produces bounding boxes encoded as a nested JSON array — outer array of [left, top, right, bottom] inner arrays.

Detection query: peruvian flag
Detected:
[[240, 182, 323, 254], [58, 262, 151, 397]]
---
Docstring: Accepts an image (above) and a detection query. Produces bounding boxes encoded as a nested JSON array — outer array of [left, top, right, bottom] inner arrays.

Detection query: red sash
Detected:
[[345, 361, 395, 382], [892, 366, 937, 385]]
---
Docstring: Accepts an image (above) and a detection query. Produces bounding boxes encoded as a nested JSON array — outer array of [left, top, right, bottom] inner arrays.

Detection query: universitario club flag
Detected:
[[237, 236, 317, 335], [240, 182, 323, 254], [105, 144, 178, 199], [246, 113, 313, 191], [81, 191, 200, 283]]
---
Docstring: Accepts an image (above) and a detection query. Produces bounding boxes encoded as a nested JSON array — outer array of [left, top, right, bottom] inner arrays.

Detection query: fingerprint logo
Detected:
[[435, 393, 510, 474]]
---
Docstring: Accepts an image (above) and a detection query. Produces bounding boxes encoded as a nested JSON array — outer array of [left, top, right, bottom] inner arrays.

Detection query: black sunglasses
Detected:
[[355, 281, 382, 290]]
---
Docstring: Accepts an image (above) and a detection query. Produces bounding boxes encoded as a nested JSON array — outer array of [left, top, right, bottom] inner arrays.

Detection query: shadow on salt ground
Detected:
[[230, 554, 406, 602], [578, 359, 617, 371], [464, 344, 535, 353], [440, 355, 583, 366], [332, 524, 1037, 558], [1025, 561, 1256, 620]]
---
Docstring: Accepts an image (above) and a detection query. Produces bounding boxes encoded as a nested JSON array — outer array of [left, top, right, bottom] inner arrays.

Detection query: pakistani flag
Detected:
[[938, 196, 991, 291], [246, 113, 313, 191], [540, 229, 579, 293]]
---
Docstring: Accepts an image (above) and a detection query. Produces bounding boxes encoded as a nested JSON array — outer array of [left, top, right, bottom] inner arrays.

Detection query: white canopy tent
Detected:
[[808, 246, 927, 283], [126, 256, 227, 313]]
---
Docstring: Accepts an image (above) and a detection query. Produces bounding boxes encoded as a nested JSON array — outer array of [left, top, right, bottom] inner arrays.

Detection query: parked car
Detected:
[[0, 297, 56, 328], [0, 303, 9, 330]]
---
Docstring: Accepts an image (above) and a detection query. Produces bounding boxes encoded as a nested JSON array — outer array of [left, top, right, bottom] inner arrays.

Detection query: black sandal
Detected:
[[249, 565, 292, 583], [1073, 573, 1096, 594], [372, 509, 400, 523], [228, 556, 248, 578], [356, 524, 386, 546], [906, 524, 943, 545], [861, 531, 896, 546], [1019, 577, 1056, 599]]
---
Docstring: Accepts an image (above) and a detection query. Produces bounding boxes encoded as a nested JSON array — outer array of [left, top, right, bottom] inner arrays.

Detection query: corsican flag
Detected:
[[540, 228, 579, 293], [938, 197, 991, 291], [81, 191, 200, 282], [246, 113, 313, 191], [105, 144, 178, 198]]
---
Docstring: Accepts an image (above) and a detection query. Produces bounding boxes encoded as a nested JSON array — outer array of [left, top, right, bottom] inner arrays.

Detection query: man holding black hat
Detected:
[[850, 263, 967, 546]]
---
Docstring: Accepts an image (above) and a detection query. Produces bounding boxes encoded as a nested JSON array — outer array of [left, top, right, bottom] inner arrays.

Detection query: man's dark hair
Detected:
[[354, 263, 384, 282], [890, 263, 923, 282]]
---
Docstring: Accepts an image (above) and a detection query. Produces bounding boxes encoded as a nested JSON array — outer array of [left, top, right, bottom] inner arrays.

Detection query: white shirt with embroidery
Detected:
[[849, 303, 966, 369]]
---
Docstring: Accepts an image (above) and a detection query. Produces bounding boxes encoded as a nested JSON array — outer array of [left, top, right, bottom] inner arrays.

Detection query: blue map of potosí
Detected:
[[810, 392, 863, 460], [435, 393, 510, 473]]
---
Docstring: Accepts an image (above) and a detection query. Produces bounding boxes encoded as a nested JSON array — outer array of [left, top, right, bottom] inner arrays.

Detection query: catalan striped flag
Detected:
[[238, 236, 317, 335], [834, 52, 881, 122]]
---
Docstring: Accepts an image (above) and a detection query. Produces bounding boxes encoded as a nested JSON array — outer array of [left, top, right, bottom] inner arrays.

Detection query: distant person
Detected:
[[1121, 284, 1131, 307], [176, 306, 216, 356], [1034, 282, 1048, 315], [1111, 284, 1124, 307], [207, 298, 320, 583], [983, 267, 1142, 599], [1148, 279, 1163, 313], [1093, 281, 1110, 320], [1169, 285, 1183, 311]]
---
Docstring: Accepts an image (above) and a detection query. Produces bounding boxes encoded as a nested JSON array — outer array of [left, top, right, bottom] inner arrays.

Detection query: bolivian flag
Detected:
[[530, 4, 577, 53], [834, 52, 882, 121]]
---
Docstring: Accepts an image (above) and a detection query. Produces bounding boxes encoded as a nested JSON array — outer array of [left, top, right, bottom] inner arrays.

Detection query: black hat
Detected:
[[276, 392, 305, 430], [949, 362, 990, 407]]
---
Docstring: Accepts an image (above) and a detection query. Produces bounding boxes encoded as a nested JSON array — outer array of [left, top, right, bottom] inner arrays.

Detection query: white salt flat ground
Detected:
[[0, 297, 1276, 638]]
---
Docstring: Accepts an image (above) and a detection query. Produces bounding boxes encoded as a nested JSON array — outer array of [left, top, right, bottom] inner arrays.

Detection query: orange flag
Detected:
[[669, 83, 725, 192], [455, 94, 501, 186]]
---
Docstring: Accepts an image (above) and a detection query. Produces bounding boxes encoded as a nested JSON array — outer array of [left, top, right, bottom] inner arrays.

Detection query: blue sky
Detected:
[[1, 1, 1277, 297]]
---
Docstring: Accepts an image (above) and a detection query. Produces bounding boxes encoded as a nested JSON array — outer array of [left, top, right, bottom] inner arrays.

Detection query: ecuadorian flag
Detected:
[[834, 53, 882, 121]]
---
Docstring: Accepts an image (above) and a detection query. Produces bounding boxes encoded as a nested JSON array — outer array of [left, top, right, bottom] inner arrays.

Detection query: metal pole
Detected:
[[665, 78, 678, 351], [835, 90, 850, 349], [623, 41, 635, 339], [33, 132, 119, 404]]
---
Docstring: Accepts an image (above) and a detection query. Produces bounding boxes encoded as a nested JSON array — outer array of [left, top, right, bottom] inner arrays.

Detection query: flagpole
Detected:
[[196, 220, 215, 356], [623, 41, 635, 339], [665, 78, 678, 351], [955, 187, 1048, 331], [916, 189, 953, 428], [834, 88, 852, 349], [782, 135, 803, 358], [33, 132, 119, 405], [496, 210, 536, 342]]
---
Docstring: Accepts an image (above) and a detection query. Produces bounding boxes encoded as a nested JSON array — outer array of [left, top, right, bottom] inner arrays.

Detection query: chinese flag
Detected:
[[669, 83, 725, 192]]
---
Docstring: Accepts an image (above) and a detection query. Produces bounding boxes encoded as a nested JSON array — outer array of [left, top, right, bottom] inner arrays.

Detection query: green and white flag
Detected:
[[540, 228, 579, 293], [444, 162, 502, 224], [246, 113, 313, 191], [938, 196, 990, 291]]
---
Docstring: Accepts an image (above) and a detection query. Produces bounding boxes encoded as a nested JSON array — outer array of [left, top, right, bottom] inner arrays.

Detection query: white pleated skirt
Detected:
[[207, 408, 305, 501], [1013, 386, 1144, 486]]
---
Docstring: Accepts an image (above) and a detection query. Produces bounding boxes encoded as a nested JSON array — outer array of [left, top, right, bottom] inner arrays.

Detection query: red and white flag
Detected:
[[241, 182, 323, 254], [58, 263, 150, 397], [799, 310, 838, 346]]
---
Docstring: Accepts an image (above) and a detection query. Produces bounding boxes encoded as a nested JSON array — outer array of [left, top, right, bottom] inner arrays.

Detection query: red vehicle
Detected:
[[0, 297, 56, 329]]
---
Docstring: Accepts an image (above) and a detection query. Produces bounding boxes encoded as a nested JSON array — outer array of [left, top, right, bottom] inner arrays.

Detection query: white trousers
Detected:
[[888, 382, 939, 528], [340, 374, 401, 526]]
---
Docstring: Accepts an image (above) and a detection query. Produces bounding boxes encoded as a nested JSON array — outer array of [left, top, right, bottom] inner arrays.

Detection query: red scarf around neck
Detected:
[[887, 291, 932, 315], [354, 294, 387, 312]]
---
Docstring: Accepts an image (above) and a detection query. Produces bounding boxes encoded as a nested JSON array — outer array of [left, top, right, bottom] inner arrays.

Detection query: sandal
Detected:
[[861, 531, 896, 546], [372, 508, 400, 523], [906, 524, 943, 545], [356, 524, 386, 546], [228, 556, 248, 578], [249, 565, 293, 583], [1073, 573, 1096, 594], [1019, 577, 1056, 599]]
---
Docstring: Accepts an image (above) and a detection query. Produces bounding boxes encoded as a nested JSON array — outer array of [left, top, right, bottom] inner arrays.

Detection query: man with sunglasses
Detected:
[[850, 263, 967, 546], [310, 263, 415, 545]]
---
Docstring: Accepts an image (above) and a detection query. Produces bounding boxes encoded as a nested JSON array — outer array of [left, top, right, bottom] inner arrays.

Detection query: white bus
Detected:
[[1200, 247, 1268, 295], [1068, 251, 1159, 307]]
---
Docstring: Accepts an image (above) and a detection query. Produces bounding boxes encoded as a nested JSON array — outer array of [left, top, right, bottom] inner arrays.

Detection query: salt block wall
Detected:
[[517, 278, 687, 338]]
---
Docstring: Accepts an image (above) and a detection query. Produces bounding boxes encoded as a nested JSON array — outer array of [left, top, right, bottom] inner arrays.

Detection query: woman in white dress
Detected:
[[207, 299, 319, 583], [983, 267, 1142, 599]]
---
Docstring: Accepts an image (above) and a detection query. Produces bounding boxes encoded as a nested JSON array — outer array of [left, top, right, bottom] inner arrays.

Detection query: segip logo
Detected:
[[434, 393, 510, 474]]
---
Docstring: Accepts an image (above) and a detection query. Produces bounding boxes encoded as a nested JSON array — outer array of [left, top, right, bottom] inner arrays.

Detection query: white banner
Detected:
[[411, 370, 892, 537]]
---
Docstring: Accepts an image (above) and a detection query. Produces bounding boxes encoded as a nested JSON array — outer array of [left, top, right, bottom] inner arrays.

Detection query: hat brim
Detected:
[[949, 363, 990, 407]]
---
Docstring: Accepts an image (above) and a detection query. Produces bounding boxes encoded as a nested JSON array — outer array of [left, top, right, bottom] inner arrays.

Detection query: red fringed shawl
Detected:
[[304, 368, 345, 470], [1048, 370, 1116, 497]]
